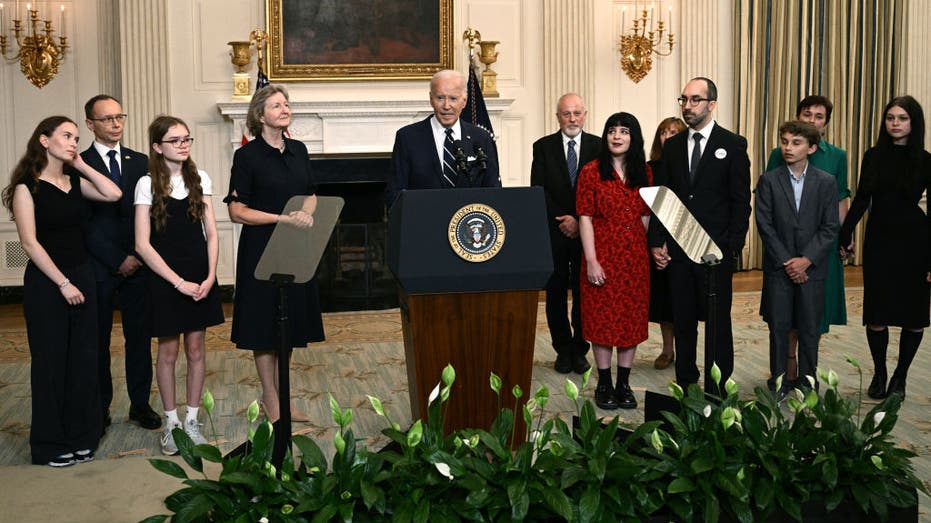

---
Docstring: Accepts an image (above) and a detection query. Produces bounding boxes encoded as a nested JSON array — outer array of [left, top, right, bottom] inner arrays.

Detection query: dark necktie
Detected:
[[442, 128, 458, 187], [106, 150, 121, 184], [689, 133, 703, 181], [567, 139, 578, 187]]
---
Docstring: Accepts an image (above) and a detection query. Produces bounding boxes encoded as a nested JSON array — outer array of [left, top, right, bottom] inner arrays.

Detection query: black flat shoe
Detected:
[[615, 383, 637, 409], [594, 384, 619, 410], [886, 374, 906, 400], [571, 354, 591, 374], [129, 403, 162, 430], [554, 353, 572, 374], [867, 372, 887, 399]]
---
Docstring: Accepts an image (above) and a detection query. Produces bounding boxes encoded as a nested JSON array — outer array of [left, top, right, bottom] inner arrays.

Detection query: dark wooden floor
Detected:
[[0, 267, 864, 330]]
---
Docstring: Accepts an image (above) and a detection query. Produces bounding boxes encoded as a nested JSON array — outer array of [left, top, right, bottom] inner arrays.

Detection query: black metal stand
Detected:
[[270, 273, 294, 469], [701, 253, 721, 395]]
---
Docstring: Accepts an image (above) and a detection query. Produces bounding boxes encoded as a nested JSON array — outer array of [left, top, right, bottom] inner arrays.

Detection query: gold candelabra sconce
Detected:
[[228, 29, 267, 100], [618, 4, 674, 83], [463, 27, 499, 98], [1, 2, 69, 89]]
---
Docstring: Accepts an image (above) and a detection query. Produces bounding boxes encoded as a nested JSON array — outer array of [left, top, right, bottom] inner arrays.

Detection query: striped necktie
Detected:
[[442, 128, 457, 187], [567, 139, 578, 187]]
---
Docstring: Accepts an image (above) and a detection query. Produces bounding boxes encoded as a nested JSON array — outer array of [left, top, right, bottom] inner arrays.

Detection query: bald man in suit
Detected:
[[531, 93, 600, 374], [648, 77, 752, 394]]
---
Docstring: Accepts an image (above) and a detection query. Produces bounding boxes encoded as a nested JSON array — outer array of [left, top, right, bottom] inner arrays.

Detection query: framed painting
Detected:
[[266, 0, 454, 81]]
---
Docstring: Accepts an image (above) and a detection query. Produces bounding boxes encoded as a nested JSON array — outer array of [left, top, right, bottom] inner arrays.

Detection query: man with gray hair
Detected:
[[386, 69, 500, 208]]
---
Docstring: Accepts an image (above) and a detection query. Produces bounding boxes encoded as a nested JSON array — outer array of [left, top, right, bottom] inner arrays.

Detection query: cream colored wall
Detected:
[[2, 0, 928, 286]]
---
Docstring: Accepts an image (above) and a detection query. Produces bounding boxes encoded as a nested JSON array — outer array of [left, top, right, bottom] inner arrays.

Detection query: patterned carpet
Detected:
[[0, 289, 929, 520]]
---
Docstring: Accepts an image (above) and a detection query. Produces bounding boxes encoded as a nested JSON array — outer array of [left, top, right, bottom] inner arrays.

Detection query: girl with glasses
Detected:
[[133, 115, 223, 454]]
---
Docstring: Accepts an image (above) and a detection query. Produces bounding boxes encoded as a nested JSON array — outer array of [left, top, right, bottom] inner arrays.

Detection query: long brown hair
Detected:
[[147, 116, 205, 232], [2, 116, 75, 218]]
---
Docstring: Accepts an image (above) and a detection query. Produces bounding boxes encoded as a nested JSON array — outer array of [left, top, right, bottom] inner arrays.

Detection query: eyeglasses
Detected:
[[676, 96, 713, 107], [88, 114, 128, 124], [160, 137, 194, 147]]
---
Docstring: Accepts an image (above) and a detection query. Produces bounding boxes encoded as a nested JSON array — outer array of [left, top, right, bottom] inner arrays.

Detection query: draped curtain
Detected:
[[733, 0, 907, 268]]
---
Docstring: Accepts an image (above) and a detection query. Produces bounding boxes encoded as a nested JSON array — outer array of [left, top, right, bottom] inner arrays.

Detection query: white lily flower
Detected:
[[702, 404, 712, 418], [435, 462, 454, 480], [428, 383, 440, 404], [873, 411, 886, 425]]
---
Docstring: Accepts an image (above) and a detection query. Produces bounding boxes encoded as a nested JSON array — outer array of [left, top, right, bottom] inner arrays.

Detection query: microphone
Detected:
[[475, 146, 488, 171], [452, 140, 469, 178]]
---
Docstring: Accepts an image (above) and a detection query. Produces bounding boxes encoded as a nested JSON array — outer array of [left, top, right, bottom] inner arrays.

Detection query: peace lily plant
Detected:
[[141, 357, 924, 522]]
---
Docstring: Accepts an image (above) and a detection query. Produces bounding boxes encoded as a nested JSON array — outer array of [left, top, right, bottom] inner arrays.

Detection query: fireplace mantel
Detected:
[[217, 98, 514, 156]]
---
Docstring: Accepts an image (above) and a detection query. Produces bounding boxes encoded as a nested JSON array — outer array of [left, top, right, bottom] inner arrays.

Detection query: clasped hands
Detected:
[[784, 256, 811, 284], [176, 278, 215, 301], [278, 209, 314, 228]]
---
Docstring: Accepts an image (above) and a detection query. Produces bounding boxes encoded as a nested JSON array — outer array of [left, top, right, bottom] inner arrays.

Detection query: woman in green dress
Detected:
[[765, 95, 848, 382]]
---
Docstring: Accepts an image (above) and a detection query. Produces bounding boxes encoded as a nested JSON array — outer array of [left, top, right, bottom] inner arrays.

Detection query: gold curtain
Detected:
[[733, 0, 908, 268]]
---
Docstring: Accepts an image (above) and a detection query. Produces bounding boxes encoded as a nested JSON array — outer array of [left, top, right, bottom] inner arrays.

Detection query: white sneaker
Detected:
[[184, 418, 208, 445], [161, 421, 182, 455]]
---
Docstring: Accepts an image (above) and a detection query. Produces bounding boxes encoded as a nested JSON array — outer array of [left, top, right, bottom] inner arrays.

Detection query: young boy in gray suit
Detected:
[[755, 121, 839, 396]]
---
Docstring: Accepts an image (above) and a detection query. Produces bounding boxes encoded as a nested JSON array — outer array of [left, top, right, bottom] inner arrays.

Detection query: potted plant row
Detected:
[[141, 357, 924, 522]]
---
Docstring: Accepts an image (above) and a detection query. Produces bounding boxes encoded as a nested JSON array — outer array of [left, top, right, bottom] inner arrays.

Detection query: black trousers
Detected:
[[95, 269, 152, 410], [25, 263, 101, 463], [544, 231, 588, 356], [668, 259, 734, 393]]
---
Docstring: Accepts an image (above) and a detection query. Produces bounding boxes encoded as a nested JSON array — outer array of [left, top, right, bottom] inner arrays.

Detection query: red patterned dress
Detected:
[[576, 160, 652, 347]]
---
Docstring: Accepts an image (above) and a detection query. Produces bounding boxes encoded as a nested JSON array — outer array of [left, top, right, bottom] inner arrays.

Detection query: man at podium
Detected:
[[385, 69, 500, 208]]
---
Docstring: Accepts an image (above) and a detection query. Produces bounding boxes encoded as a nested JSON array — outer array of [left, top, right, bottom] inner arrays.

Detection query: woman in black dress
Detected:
[[134, 116, 224, 455], [646, 117, 686, 370], [840, 95, 931, 400], [225, 85, 324, 422], [2, 116, 121, 467]]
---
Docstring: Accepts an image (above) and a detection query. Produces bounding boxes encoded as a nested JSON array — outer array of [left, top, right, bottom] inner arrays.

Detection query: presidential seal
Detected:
[[448, 203, 506, 262]]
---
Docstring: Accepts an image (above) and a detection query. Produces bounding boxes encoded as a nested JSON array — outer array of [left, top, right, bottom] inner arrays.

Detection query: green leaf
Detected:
[[367, 395, 385, 417], [542, 486, 573, 520], [710, 363, 722, 387], [201, 389, 214, 415], [334, 431, 346, 455], [293, 435, 327, 472], [564, 379, 579, 401], [579, 483, 601, 523], [703, 495, 720, 523], [172, 493, 214, 523], [148, 458, 189, 479], [507, 481, 529, 521], [668, 477, 696, 493], [512, 384, 523, 399], [193, 444, 222, 463], [137, 517, 169, 523], [173, 427, 202, 473], [534, 385, 550, 409], [407, 419, 423, 447], [328, 394, 341, 425], [489, 372, 502, 395], [442, 364, 456, 387], [247, 399, 260, 424], [341, 407, 353, 427]]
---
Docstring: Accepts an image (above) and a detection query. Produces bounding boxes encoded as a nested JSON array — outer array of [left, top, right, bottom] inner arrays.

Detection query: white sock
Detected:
[[165, 409, 180, 426], [186, 406, 199, 423]]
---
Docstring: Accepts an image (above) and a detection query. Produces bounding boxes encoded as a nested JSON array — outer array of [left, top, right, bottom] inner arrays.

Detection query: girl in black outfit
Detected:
[[134, 116, 223, 455], [840, 96, 931, 401], [2, 116, 121, 467]]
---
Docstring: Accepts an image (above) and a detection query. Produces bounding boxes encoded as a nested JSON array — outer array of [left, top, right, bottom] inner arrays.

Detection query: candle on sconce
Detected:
[[621, 6, 625, 32], [668, 5, 672, 30], [59, 4, 63, 36], [1, 4, 5, 32]]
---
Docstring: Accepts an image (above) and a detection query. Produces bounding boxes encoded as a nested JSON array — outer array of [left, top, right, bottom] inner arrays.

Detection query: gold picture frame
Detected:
[[266, 0, 454, 81]]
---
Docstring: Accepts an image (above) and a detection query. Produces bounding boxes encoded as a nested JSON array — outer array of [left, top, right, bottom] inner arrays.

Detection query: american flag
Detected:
[[464, 62, 495, 140]]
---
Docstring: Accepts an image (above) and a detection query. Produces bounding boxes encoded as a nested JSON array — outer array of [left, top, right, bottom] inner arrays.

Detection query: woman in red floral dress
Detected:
[[577, 112, 652, 410]]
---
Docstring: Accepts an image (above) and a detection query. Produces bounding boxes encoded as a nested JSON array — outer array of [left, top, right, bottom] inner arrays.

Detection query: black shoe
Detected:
[[867, 371, 887, 399], [554, 353, 572, 374], [571, 353, 591, 374], [74, 449, 95, 463], [886, 374, 906, 400], [595, 383, 619, 410], [47, 453, 75, 468], [129, 404, 162, 430], [615, 383, 637, 409]]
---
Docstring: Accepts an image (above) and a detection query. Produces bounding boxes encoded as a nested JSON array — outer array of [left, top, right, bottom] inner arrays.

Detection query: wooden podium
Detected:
[[387, 187, 553, 433]]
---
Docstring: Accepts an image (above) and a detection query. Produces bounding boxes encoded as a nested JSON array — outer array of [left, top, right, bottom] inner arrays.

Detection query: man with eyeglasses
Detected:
[[81, 94, 161, 433], [530, 93, 600, 375], [647, 77, 752, 394]]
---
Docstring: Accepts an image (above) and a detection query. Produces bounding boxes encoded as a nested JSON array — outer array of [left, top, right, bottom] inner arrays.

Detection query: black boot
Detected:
[[888, 329, 923, 400], [865, 327, 889, 399]]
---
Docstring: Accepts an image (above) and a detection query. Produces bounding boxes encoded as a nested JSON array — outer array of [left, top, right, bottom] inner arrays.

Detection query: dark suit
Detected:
[[81, 144, 153, 413], [530, 131, 601, 357], [385, 116, 500, 208], [755, 165, 838, 385], [647, 123, 751, 392]]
